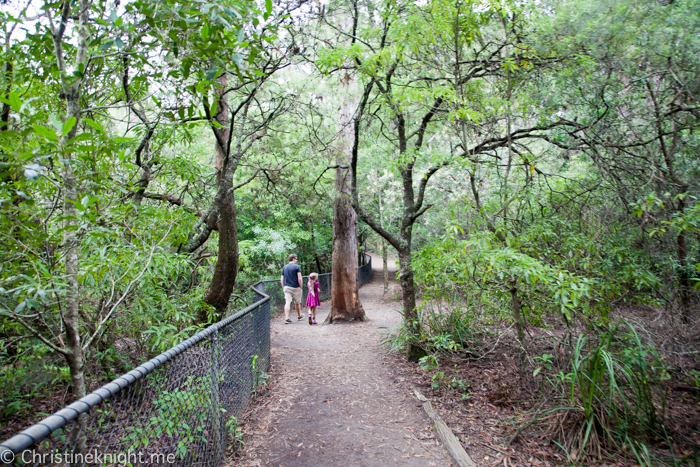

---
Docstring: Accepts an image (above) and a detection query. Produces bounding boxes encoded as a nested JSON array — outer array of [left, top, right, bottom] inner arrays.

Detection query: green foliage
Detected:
[[0, 343, 69, 420], [251, 354, 269, 395], [125, 374, 213, 459], [537, 322, 670, 463], [415, 231, 594, 325], [418, 357, 472, 398], [225, 415, 245, 446], [0, 0, 290, 422]]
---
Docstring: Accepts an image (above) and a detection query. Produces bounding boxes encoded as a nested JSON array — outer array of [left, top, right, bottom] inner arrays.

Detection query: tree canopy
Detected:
[[1, 0, 699, 462]]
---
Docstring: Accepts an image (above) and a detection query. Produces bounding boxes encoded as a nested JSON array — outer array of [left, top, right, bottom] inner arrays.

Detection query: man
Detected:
[[280, 253, 303, 323]]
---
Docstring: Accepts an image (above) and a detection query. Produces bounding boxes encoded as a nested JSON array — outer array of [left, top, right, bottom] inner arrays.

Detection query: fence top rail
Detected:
[[0, 282, 271, 457]]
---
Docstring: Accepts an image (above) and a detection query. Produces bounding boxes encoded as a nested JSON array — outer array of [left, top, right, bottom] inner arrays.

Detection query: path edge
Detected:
[[413, 389, 478, 467]]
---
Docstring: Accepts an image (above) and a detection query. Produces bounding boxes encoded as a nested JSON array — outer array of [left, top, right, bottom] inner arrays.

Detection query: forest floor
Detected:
[[232, 252, 700, 467]]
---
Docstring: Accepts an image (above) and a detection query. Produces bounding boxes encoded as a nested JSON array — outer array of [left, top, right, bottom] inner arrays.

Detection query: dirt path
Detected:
[[236, 253, 453, 467]]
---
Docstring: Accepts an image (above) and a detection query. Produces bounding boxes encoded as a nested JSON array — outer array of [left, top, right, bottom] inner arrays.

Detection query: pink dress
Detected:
[[306, 281, 321, 307]]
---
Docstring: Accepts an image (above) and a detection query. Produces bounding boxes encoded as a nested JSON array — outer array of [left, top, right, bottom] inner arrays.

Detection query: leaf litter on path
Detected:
[[230, 254, 454, 467]]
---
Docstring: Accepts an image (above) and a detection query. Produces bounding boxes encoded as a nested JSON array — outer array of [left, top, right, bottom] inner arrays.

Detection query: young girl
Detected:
[[306, 273, 321, 325]]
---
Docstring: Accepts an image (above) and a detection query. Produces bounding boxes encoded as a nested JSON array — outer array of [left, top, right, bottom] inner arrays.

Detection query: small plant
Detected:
[[447, 376, 472, 398], [532, 353, 555, 377], [690, 369, 700, 388], [427, 333, 460, 352], [430, 371, 446, 388], [418, 358, 471, 397], [418, 354, 439, 370], [225, 416, 245, 446], [251, 355, 270, 394]]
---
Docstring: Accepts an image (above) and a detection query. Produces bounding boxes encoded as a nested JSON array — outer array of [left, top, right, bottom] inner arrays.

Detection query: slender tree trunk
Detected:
[[398, 249, 423, 360], [203, 187, 239, 316], [213, 74, 229, 183], [510, 281, 526, 379], [1, 62, 11, 131], [378, 188, 389, 294], [54, 0, 90, 401], [383, 241, 388, 295], [132, 163, 150, 208], [328, 73, 366, 323], [677, 208, 691, 323], [202, 74, 239, 318]]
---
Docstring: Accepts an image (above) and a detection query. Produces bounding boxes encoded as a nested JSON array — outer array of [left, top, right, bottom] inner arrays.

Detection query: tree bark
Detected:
[[53, 0, 90, 401], [676, 200, 691, 323], [203, 186, 239, 316], [510, 281, 526, 379], [202, 74, 239, 318], [378, 188, 389, 294], [1, 62, 11, 131], [383, 240, 388, 295], [327, 73, 366, 323], [398, 249, 424, 361]]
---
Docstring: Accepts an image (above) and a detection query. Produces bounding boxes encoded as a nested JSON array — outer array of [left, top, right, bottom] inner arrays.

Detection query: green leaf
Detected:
[[32, 124, 58, 142], [9, 92, 21, 112], [265, 0, 272, 19], [201, 23, 209, 40], [84, 118, 104, 133], [66, 133, 94, 145], [205, 67, 218, 81], [98, 40, 114, 51], [62, 117, 77, 136], [533, 367, 542, 377], [115, 37, 125, 49], [49, 114, 63, 133]]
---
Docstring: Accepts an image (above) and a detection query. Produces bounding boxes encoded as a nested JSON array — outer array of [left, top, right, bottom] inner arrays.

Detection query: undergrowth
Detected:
[[384, 308, 699, 465], [530, 321, 676, 465]]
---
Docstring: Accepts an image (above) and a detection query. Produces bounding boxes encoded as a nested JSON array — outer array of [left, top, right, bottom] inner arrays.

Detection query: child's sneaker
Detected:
[[308, 315, 313, 325], [312, 318, 317, 325]]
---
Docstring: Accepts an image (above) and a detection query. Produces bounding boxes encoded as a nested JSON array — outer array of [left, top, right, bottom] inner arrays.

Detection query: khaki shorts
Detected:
[[283, 286, 302, 305]]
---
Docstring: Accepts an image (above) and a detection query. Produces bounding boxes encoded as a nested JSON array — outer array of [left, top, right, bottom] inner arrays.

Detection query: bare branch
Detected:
[[0, 305, 68, 355]]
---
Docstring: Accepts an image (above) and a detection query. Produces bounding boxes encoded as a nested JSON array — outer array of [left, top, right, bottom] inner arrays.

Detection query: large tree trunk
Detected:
[[327, 74, 366, 323], [328, 191, 366, 322]]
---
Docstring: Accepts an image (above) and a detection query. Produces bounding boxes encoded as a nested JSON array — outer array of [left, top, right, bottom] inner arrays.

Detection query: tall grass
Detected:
[[545, 321, 670, 463]]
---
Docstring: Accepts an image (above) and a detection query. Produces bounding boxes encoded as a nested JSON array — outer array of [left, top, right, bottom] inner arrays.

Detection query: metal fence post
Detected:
[[209, 331, 224, 465]]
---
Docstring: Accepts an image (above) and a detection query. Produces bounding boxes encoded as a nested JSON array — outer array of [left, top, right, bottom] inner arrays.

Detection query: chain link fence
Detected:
[[0, 255, 373, 466], [0, 284, 270, 467], [358, 254, 372, 288]]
